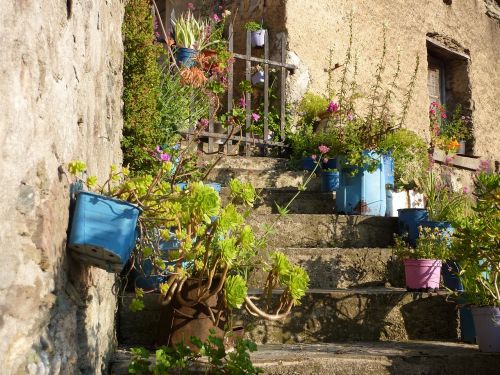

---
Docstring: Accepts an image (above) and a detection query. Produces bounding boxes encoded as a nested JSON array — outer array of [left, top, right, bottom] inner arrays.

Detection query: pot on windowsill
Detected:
[[251, 70, 265, 86]]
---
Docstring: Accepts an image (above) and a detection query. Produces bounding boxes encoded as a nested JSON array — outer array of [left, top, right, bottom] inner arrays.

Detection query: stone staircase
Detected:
[[110, 156, 499, 374]]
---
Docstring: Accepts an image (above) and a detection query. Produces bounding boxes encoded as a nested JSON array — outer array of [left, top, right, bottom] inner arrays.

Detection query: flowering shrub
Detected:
[[429, 102, 472, 153], [393, 226, 450, 260]]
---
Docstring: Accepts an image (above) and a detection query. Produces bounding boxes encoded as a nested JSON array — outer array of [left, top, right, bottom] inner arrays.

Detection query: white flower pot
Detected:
[[251, 29, 266, 47]]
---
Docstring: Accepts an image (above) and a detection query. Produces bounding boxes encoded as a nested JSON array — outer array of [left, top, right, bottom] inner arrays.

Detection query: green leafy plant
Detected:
[[393, 226, 450, 260], [379, 129, 429, 190], [452, 172, 499, 307], [173, 11, 222, 51], [429, 102, 472, 154], [129, 332, 262, 374], [244, 21, 264, 32]]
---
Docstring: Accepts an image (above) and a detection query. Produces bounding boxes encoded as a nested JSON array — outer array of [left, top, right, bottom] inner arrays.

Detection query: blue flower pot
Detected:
[[322, 158, 337, 170], [301, 157, 317, 172], [335, 151, 387, 216], [68, 191, 141, 273], [321, 171, 339, 192], [442, 260, 464, 292], [176, 47, 198, 67], [207, 182, 222, 194], [397, 208, 428, 247]]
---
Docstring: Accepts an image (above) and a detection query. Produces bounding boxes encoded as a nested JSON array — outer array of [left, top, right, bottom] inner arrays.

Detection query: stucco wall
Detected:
[[0, 1, 124, 374], [284, 0, 499, 160]]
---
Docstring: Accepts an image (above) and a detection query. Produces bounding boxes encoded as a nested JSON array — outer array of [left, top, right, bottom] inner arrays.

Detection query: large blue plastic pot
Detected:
[[321, 171, 339, 192], [397, 208, 428, 247], [335, 152, 386, 216], [68, 191, 141, 272], [176, 47, 198, 67], [460, 306, 476, 343], [322, 158, 337, 170], [207, 182, 222, 194]]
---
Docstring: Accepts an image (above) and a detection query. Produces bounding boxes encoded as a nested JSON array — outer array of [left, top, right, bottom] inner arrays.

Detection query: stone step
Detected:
[[110, 341, 500, 375], [248, 248, 403, 289], [247, 214, 398, 248], [117, 288, 457, 347], [221, 187, 335, 214], [208, 167, 321, 189]]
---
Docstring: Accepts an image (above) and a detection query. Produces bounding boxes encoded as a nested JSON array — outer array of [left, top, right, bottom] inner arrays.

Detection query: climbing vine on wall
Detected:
[[122, 0, 163, 174]]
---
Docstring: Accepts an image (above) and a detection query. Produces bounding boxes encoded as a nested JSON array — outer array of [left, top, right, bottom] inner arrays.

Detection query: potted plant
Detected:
[[394, 226, 450, 292], [66, 161, 142, 273], [453, 172, 499, 352], [124, 146, 315, 350], [244, 21, 266, 48], [429, 102, 472, 155]]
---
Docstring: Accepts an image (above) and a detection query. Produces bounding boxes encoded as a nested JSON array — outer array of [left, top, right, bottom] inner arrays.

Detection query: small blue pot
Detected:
[[68, 192, 141, 273], [397, 208, 428, 247], [322, 158, 337, 170], [321, 171, 339, 192], [442, 260, 464, 292], [176, 47, 198, 67], [207, 182, 222, 194], [301, 157, 317, 172]]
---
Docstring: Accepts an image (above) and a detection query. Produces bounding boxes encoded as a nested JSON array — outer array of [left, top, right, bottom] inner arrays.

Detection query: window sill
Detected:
[[433, 149, 481, 171]]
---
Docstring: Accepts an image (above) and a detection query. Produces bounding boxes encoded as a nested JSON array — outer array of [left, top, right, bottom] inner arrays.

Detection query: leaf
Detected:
[[275, 203, 289, 217]]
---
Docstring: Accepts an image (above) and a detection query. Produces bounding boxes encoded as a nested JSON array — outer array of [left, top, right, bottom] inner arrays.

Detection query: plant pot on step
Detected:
[[397, 208, 428, 247], [403, 259, 442, 292], [157, 277, 226, 352], [68, 191, 141, 272], [471, 306, 500, 352], [321, 171, 339, 192], [457, 140, 466, 155], [301, 156, 317, 172], [251, 29, 266, 47]]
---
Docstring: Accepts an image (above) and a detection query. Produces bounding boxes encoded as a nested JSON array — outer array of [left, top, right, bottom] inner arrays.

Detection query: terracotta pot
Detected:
[[157, 278, 226, 351]]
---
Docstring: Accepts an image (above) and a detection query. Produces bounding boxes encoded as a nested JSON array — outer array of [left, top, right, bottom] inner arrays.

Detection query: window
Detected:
[[426, 35, 473, 154]]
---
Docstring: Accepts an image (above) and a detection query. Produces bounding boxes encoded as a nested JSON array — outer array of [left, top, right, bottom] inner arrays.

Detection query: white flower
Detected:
[[222, 10, 231, 18]]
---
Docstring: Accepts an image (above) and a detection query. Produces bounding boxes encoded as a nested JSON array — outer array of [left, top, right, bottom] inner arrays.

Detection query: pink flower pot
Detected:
[[404, 259, 442, 291]]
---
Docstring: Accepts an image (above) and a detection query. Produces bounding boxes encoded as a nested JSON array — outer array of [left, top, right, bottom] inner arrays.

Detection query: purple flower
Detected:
[[187, 2, 194, 10], [238, 97, 246, 108], [198, 118, 209, 129], [478, 159, 491, 172], [318, 144, 330, 154], [347, 113, 354, 121], [327, 101, 339, 113], [156, 145, 162, 153], [160, 153, 170, 162], [251, 113, 260, 121], [211, 13, 221, 22]]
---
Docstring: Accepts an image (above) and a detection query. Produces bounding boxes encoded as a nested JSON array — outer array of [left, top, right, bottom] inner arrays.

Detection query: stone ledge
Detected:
[[433, 148, 482, 171]]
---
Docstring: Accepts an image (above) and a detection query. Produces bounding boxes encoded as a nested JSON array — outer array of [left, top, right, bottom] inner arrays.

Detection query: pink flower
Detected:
[[445, 155, 454, 164], [463, 186, 470, 194], [198, 118, 209, 129], [323, 157, 329, 164], [239, 97, 246, 108], [327, 101, 339, 113], [441, 113, 447, 119], [156, 145, 162, 153], [160, 153, 171, 162], [211, 13, 221, 22], [187, 3, 194, 10], [311, 154, 317, 160], [478, 159, 491, 172], [318, 144, 330, 154], [347, 113, 354, 121], [429, 109, 436, 115], [251, 113, 260, 121]]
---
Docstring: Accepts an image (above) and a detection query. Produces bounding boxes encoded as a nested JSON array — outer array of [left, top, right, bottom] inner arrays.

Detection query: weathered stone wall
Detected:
[[0, 1, 124, 374], [282, 0, 500, 160]]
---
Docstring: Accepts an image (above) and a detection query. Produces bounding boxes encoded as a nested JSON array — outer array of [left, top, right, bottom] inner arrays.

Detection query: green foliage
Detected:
[[297, 92, 329, 125], [416, 170, 472, 225], [129, 333, 262, 374], [122, 0, 164, 174], [452, 172, 500, 306], [393, 226, 451, 260], [229, 179, 257, 206], [225, 275, 248, 309], [244, 21, 263, 32], [379, 129, 429, 190]]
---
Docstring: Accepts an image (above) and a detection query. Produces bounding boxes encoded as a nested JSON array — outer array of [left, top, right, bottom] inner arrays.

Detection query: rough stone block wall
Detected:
[[0, 1, 124, 374]]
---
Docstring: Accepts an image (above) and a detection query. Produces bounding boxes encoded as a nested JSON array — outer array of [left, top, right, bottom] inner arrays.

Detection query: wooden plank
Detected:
[[245, 29, 252, 156], [208, 106, 214, 153], [263, 30, 270, 154], [233, 53, 297, 72], [280, 37, 287, 141], [181, 131, 286, 147]]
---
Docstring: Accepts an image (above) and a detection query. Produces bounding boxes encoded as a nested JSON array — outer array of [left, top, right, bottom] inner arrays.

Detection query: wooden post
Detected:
[[263, 29, 269, 156], [280, 36, 287, 143], [227, 22, 234, 154]]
